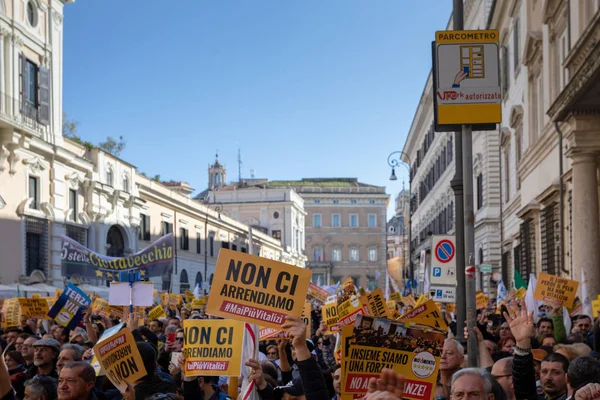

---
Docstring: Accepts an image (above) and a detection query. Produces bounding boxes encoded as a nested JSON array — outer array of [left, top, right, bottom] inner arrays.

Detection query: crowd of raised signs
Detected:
[[1, 269, 600, 400]]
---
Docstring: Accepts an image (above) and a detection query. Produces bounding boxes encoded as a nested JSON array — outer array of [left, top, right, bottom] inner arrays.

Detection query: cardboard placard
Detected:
[[302, 301, 312, 337], [169, 293, 183, 307], [47, 283, 91, 330], [109, 282, 154, 307], [476, 292, 489, 310], [402, 296, 417, 307], [322, 302, 340, 334], [534, 273, 579, 308], [399, 300, 448, 332], [148, 305, 166, 320], [341, 315, 444, 400], [18, 298, 49, 319], [183, 319, 244, 376], [184, 290, 194, 304], [31, 293, 41, 299], [366, 289, 388, 318], [514, 287, 527, 300], [205, 249, 312, 328], [92, 298, 109, 316], [94, 327, 147, 392], [446, 303, 456, 313], [389, 292, 401, 301], [109, 306, 125, 319], [592, 300, 600, 317], [308, 283, 329, 303], [191, 298, 205, 310], [2, 299, 21, 328], [160, 292, 169, 306]]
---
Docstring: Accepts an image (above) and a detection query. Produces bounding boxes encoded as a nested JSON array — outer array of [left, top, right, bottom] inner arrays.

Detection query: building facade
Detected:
[[387, 189, 409, 288]]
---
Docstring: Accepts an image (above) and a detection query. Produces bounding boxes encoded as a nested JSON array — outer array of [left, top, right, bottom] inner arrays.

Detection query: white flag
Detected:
[[581, 269, 593, 319], [193, 282, 201, 299], [525, 273, 540, 322], [385, 270, 390, 300], [497, 279, 507, 303], [424, 263, 430, 293], [240, 323, 259, 400]]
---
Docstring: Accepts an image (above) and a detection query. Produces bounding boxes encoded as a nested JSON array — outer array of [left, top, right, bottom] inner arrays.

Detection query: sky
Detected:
[[63, 1, 452, 217]]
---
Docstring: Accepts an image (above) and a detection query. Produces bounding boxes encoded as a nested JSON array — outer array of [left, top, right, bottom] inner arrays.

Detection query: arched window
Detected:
[[180, 269, 189, 293], [479, 248, 484, 265], [122, 173, 129, 192], [195, 272, 203, 285], [106, 165, 114, 187], [106, 226, 124, 257]]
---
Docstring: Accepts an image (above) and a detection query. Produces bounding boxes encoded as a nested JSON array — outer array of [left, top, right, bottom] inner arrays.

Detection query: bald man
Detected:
[[491, 357, 515, 400]]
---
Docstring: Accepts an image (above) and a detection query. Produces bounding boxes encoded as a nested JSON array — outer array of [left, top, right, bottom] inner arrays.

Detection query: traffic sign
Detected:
[[433, 30, 501, 126], [429, 286, 456, 303], [480, 264, 492, 273], [435, 240, 455, 264], [430, 236, 457, 286]]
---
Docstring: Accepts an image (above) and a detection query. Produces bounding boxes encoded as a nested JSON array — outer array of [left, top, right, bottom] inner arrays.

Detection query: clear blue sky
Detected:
[[63, 1, 452, 216]]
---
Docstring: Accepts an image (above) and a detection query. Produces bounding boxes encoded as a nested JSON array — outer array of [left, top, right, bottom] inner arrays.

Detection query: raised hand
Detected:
[[365, 369, 404, 400], [503, 300, 534, 347], [245, 358, 267, 390]]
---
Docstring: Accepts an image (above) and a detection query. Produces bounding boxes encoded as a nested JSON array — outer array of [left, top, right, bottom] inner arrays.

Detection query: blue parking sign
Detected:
[[433, 267, 442, 277]]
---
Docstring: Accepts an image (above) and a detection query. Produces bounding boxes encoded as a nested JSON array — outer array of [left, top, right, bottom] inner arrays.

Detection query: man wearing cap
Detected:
[[32, 338, 60, 380]]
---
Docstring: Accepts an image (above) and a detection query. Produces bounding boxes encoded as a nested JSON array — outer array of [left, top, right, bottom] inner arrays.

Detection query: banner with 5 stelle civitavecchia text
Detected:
[[60, 233, 174, 279]]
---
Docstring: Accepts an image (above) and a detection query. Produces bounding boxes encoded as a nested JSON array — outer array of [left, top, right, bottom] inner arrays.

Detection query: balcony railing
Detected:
[[0, 93, 48, 136]]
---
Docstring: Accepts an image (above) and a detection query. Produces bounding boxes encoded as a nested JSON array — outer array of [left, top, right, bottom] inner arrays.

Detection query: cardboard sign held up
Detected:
[[308, 283, 329, 303], [109, 282, 154, 307], [47, 283, 91, 330], [18, 298, 49, 319], [183, 319, 244, 376], [206, 249, 312, 329], [94, 326, 146, 392], [322, 302, 339, 334], [2, 299, 21, 328], [534, 273, 579, 308], [148, 305, 166, 320]]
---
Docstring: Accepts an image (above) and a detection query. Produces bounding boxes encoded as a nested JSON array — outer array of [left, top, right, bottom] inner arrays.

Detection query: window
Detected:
[[106, 165, 114, 187], [272, 230, 282, 240], [350, 200, 357, 204], [313, 246, 323, 262], [367, 278, 378, 291], [314, 200, 321, 204], [332, 247, 342, 262], [332, 214, 341, 228], [232, 244, 237, 251], [139, 214, 150, 241], [368, 247, 377, 262], [25, 216, 48, 276], [502, 45, 511, 96], [476, 174, 483, 210], [196, 234, 201, 254], [20, 54, 49, 124], [68, 189, 77, 221], [503, 149, 510, 203], [209, 235, 215, 257], [559, 29, 569, 91], [29, 176, 39, 209], [536, 75, 544, 135], [333, 200, 339, 204], [24, 60, 37, 109], [27, 2, 37, 26], [513, 18, 520, 71], [312, 273, 325, 285], [180, 228, 189, 250], [350, 214, 359, 228], [349, 247, 359, 262], [313, 214, 322, 228], [179, 269, 189, 294], [368, 214, 377, 228], [161, 221, 173, 236], [122, 174, 129, 192], [369, 200, 375, 204]]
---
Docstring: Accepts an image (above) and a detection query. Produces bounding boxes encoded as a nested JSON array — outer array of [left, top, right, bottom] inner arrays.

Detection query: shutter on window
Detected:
[[38, 66, 50, 125], [19, 53, 25, 113]]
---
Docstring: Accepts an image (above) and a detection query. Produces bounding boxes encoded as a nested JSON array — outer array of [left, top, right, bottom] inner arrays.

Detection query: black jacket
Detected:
[[513, 351, 566, 400], [297, 357, 329, 400]]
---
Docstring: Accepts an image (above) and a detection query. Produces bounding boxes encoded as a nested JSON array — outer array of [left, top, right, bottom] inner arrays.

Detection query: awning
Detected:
[[6, 283, 48, 296], [29, 283, 60, 295], [0, 284, 17, 297]]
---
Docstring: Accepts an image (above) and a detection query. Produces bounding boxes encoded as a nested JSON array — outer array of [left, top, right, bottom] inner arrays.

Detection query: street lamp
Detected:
[[387, 151, 413, 293]]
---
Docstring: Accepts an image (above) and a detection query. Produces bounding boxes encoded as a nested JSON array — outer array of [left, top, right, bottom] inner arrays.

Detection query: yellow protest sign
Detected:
[[415, 294, 428, 306], [341, 315, 445, 400], [2, 299, 21, 328], [476, 292, 489, 310], [302, 301, 312, 337], [31, 293, 41, 299], [148, 305, 166, 320], [169, 293, 183, 307], [18, 298, 49, 319], [389, 292, 401, 301], [514, 287, 527, 300], [191, 298, 205, 310], [322, 302, 340, 334], [386, 301, 397, 311], [184, 290, 194, 304], [366, 289, 389, 318], [206, 249, 312, 328], [534, 273, 579, 308], [160, 292, 169, 306], [109, 306, 124, 319], [446, 303, 456, 313], [92, 298, 109, 316], [400, 300, 448, 332], [308, 283, 329, 303], [153, 289, 157, 299], [593, 300, 600, 317], [94, 327, 146, 392], [183, 319, 243, 376], [402, 296, 416, 307]]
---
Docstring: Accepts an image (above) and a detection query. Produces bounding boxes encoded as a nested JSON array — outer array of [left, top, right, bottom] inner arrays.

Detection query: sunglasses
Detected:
[[267, 352, 277, 355], [176, 337, 184, 342]]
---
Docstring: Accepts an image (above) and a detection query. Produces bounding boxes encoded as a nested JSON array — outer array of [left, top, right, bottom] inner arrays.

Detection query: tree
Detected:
[[98, 136, 126, 157], [63, 112, 80, 139]]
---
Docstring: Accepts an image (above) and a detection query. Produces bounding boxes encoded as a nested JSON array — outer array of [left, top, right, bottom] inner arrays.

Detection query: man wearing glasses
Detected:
[[491, 357, 515, 400]]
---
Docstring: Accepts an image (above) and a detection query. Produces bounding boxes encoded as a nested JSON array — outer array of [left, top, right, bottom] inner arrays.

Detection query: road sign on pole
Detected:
[[434, 30, 501, 126], [430, 236, 457, 286]]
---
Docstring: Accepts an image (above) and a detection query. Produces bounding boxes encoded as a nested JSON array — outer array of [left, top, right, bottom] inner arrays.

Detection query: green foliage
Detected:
[[98, 136, 126, 157]]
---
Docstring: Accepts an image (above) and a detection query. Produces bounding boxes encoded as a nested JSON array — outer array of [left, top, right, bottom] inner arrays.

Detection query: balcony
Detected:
[[0, 93, 49, 137]]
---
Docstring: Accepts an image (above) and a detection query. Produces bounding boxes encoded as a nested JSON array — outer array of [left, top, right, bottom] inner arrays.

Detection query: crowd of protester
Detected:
[[0, 292, 600, 400]]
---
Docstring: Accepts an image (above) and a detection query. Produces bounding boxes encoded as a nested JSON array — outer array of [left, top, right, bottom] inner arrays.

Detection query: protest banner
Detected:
[[302, 301, 312, 337], [109, 306, 125, 319], [18, 298, 49, 319], [308, 283, 329, 303], [593, 300, 600, 317], [568, 297, 583, 317], [160, 292, 169, 306], [514, 287, 527, 300], [259, 326, 287, 341], [148, 305, 166, 320], [94, 326, 146, 392], [476, 292, 489, 310], [402, 296, 416, 307], [184, 290, 194, 304], [534, 273, 579, 308], [169, 293, 183, 307], [47, 283, 91, 330], [336, 280, 368, 328], [92, 298, 109, 316], [366, 289, 388, 318], [2, 299, 21, 328], [399, 300, 447, 332], [415, 295, 428, 306], [31, 293, 41, 299], [341, 315, 444, 400], [386, 301, 397, 311], [206, 249, 312, 328], [323, 302, 340, 334], [183, 319, 244, 376], [191, 299, 204, 310], [389, 292, 401, 301]]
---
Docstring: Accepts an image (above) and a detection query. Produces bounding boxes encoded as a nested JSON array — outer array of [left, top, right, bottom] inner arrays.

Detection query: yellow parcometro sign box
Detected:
[[434, 29, 502, 126]]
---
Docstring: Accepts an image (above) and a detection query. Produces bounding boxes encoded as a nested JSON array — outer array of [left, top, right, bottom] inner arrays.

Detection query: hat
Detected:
[[274, 378, 304, 399], [32, 338, 60, 353], [532, 349, 547, 362]]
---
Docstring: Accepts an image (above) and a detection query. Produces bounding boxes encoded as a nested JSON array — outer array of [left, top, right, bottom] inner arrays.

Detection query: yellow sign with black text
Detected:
[[534, 273, 579, 308], [18, 298, 49, 319], [206, 249, 312, 328]]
